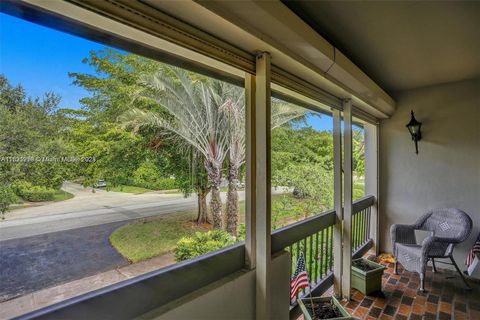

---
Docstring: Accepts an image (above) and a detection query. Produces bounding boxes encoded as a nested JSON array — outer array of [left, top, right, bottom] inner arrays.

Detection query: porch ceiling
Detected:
[[284, 1, 480, 96], [138, 0, 396, 118]]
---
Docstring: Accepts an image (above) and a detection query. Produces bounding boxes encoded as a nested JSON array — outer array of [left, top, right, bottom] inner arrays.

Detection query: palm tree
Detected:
[[187, 146, 211, 224], [123, 67, 231, 229], [218, 87, 244, 235], [123, 65, 307, 235], [222, 96, 307, 236]]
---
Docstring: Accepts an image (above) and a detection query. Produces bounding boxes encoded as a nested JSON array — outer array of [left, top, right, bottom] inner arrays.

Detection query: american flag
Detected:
[[465, 233, 480, 267], [290, 253, 309, 300]]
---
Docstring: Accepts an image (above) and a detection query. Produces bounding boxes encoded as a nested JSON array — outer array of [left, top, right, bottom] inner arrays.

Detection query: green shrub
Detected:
[[132, 161, 161, 188], [237, 223, 246, 241], [175, 230, 235, 261], [0, 186, 18, 219], [152, 178, 178, 190], [11, 180, 33, 196], [132, 161, 178, 190], [20, 186, 56, 202], [11, 180, 58, 202], [131, 177, 178, 191]]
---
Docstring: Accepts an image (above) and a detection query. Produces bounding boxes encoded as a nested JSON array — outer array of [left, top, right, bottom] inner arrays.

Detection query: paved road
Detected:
[[0, 197, 200, 241], [0, 221, 129, 302], [5, 181, 188, 220], [0, 182, 248, 241]]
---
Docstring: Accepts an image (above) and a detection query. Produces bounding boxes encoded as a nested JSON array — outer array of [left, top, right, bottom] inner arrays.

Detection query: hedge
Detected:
[[131, 177, 178, 191], [20, 186, 56, 202], [12, 181, 56, 202]]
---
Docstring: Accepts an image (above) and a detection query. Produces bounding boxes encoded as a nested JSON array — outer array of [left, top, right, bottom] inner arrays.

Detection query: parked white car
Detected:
[[95, 180, 107, 188]]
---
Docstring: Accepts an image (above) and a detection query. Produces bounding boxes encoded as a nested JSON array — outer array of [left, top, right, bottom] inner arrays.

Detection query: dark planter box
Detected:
[[298, 296, 352, 320], [351, 258, 386, 295]]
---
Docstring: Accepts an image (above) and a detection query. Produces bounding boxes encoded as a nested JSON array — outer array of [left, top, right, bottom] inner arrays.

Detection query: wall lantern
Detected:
[[406, 110, 422, 154]]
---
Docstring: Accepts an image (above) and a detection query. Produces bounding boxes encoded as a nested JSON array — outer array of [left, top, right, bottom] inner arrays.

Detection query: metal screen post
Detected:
[[245, 73, 256, 269], [255, 52, 272, 320], [342, 99, 353, 300], [365, 123, 380, 254], [332, 108, 343, 297]]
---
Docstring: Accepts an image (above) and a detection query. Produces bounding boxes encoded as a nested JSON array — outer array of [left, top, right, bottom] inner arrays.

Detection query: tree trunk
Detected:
[[206, 160, 223, 229], [226, 163, 239, 236], [196, 188, 210, 224]]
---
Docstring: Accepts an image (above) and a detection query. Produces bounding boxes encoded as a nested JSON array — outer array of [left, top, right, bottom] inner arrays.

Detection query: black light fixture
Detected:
[[406, 110, 422, 154]]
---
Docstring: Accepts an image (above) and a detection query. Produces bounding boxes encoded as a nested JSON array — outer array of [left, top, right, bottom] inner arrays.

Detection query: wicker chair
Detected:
[[390, 208, 472, 291]]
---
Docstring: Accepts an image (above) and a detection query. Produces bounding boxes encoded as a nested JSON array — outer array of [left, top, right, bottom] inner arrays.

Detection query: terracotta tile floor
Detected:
[[339, 257, 480, 320]]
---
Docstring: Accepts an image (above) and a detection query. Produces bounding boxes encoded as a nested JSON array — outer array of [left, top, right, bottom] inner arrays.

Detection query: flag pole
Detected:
[[291, 252, 317, 318], [307, 281, 317, 318]]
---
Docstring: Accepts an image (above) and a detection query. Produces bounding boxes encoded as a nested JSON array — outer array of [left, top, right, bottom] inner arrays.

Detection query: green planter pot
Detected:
[[298, 296, 353, 320], [351, 258, 386, 295]]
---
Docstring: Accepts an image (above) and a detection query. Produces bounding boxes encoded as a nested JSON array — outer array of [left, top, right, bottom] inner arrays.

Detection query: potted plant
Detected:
[[298, 296, 352, 320], [351, 258, 386, 295]]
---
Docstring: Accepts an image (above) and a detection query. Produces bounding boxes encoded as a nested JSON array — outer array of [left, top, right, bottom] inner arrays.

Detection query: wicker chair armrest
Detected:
[[422, 235, 456, 247], [392, 224, 416, 231], [391, 224, 417, 245]]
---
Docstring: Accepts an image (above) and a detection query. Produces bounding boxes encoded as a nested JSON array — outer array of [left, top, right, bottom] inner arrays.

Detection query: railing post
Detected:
[[254, 52, 272, 320], [342, 99, 353, 300], [332, 108, 343, 297], [365, 123, 380, 255], [245, 73, 256, 269]]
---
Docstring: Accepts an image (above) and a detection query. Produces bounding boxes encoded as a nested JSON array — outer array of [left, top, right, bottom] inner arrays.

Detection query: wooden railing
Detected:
[[271, 195, 376, 314], [352, 195, 375, 259], [272, 210, 336, 304]]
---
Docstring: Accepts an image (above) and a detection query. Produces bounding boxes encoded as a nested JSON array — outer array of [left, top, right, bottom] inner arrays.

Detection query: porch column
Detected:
[[364, 123, 380, 255], [341, 99, 353, 299], [254, 52, 272, 320], [245, 73, 256, 269], [332, 108, 343, 297]]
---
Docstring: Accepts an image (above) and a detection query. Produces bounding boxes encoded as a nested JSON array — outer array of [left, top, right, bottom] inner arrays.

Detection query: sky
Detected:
[[0, 13, 103, 109], [0, 12, 334, 130]]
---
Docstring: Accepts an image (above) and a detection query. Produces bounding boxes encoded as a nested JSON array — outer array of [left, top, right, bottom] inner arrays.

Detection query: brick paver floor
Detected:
[[340, 257, 480, 320]]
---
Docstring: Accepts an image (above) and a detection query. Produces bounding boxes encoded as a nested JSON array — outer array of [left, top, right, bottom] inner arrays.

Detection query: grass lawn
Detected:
[[219, 186, 245, 192], [109, 211, 211, 262], [109, 193, 328, 263], [108, 194, 309, 263], [108, 185, 152, 194], [110, 200, 247, 263], [110, 184, 366, 264], [53, 190, 74, 202], [353, 181, 365, 200]]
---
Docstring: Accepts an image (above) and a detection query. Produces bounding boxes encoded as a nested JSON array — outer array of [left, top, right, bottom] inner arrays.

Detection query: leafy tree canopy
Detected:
[[0, 75, 73, 188]]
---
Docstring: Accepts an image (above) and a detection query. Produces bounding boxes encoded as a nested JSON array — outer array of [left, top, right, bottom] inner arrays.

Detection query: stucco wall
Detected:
[[142, 251, 290, 320], [379, 78, 480, 265]]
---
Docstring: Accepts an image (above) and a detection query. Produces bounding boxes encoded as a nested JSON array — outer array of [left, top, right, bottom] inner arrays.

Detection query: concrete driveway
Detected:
[[0, 221, 129, 302]]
